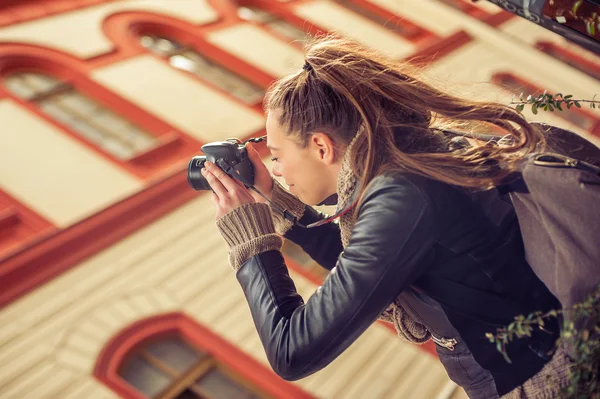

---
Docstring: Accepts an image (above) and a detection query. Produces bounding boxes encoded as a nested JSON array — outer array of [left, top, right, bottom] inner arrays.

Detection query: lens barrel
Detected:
[[187, 156, 211, 191]]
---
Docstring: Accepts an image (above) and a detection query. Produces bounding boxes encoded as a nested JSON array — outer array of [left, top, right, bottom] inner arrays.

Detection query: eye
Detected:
[[270, 157, 279, 162]]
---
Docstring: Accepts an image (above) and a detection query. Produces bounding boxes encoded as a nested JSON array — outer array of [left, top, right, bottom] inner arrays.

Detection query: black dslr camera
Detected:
[[187, 139, 256, 191]]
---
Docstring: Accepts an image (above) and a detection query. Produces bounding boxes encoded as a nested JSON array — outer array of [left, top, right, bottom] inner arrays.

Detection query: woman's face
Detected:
[[266, 109, 341, 205]]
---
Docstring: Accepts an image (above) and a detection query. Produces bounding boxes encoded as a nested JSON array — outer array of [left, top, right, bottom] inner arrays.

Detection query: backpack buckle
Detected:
[[532, 153, 579, 168]]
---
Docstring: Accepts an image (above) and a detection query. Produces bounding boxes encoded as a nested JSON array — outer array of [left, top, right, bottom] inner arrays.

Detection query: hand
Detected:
[[246, 143, 274, 203], [202, 161, 255, 219]]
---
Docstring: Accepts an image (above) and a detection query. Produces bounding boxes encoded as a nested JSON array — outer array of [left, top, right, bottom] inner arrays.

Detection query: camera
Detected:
[[187, 140, 254, 191]]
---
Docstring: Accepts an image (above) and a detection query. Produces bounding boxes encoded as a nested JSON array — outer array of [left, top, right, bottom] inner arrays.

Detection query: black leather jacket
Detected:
[[235, 172, 560, 396]]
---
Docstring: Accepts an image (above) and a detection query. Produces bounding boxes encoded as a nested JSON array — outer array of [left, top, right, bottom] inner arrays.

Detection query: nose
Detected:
[[271, 162, 282, 177]]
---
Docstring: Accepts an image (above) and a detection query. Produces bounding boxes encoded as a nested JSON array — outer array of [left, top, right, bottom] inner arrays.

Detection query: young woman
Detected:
[[201, 36, 573, 398]]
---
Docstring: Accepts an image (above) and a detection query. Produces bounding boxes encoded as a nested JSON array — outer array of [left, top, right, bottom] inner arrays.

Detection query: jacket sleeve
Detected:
[[283, 207, 344, 270], [235, 176, 438, 380]]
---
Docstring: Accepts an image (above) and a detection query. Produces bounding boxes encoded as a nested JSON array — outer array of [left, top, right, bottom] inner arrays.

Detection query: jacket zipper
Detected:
[[432, 335, 458, 351]]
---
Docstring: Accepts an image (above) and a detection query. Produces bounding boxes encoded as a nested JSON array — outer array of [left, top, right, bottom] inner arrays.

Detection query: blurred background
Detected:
[[0, 1, 599, 398]]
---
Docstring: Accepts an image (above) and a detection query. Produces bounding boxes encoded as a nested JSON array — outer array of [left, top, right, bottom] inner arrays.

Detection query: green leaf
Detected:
[[575, 101, 582, 108], [574, 0, 583, 15], [565, 95, 573, 100], [532, 104, 538, 114], [516, 104, 525, 112]]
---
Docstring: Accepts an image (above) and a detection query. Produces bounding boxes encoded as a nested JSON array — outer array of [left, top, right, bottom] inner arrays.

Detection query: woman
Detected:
[[201, 36, 570, 398]]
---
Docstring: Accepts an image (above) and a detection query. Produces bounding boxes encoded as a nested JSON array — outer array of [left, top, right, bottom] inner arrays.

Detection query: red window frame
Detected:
[[535, 41, 600, 82], [0, 190, 55, 260], [94, 312, 314, 399], [0, 47, 203, 180]]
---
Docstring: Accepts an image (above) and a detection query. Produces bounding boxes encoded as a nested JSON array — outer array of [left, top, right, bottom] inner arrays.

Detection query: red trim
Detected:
[[406, 30, 473, 66], [492, 72, 600, 137], [0, 44, 203, 180], [325, 0, 438, 44], [0, 171, 198, 308], [535, 41, 600, 81], [94, 312, 314, 399], [101, 11, 275, 110], [0, 190, 55, 260], [0, 0, 112, 28]]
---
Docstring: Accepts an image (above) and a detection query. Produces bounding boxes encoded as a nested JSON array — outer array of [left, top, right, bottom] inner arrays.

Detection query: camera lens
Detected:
[[187, 156, 211, 191]]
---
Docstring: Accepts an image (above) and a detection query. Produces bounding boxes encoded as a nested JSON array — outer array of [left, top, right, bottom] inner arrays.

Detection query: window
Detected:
[[140, 35, 264, 105], [120, 335, 270, 399], [3, 72, 157, 160], [536, 41, 600, 81], [96, 314, 311, 399], [236, 6, 309, 44], [492, 72, 598, 132]]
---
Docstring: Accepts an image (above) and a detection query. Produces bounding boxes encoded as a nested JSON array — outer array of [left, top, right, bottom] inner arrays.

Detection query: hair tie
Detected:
[[302, 61, 313, 72]]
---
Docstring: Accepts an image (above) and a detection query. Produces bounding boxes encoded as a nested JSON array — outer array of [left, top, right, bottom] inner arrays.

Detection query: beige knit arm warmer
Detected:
[[268, 180, 306, 235], [216, 203, 283, 271]]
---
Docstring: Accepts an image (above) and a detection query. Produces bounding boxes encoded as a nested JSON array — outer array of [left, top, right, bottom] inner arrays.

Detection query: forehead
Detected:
[[266, 110, 285, 146]]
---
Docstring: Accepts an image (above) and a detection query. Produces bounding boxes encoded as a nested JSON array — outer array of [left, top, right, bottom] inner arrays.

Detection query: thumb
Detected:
[[247, 142, 261, 162]]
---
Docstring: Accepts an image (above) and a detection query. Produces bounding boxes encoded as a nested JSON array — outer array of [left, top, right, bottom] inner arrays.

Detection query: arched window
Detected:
[[139, 35, 265, 106], [120, 335, 269, 398], [4, 72, 158, 160], [95, 313, 313, 399]]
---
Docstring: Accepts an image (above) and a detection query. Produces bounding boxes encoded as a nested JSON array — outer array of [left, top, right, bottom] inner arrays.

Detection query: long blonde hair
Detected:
[[264, 35, 545, 205]]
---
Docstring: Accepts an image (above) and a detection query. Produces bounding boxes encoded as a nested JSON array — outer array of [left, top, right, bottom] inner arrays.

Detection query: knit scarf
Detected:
[[336, 133, 431, 344]]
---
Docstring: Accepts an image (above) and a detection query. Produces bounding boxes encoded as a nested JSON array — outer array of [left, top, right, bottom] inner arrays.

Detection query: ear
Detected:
[[310, 133, 337, 164]]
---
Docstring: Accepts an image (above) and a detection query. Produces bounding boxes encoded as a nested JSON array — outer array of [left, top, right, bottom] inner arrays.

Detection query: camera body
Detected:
[[187, 140, 254, 191]]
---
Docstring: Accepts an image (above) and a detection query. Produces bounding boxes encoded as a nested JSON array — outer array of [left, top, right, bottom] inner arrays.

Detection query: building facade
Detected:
[[0, 1, 598, 398]]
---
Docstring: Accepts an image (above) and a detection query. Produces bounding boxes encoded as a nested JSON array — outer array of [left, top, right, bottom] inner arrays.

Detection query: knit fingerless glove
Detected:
[[216, 203, 283, 271], [268, 180, 306, 235]]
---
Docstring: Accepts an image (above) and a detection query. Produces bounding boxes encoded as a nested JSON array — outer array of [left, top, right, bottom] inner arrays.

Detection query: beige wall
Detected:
[[92, 55, 266, 143], [294, 1, 415, 58], [0, 0, 218, 59], [0, 100, 141, 227], [207, 23, 306, 78]]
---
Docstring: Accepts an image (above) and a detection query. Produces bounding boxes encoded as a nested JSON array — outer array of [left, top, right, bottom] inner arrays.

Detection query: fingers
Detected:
[[203, 161, 240, 193], [247, 143, 265, 167], [202, 165, 227, 199]]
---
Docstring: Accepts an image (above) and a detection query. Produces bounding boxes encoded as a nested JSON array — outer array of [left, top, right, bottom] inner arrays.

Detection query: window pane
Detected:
[[19, 76, 159, 160], [266, 20, 308, 43], [23, 73, 61, 93], [238, 6, 308, 43], [146, 337, 205, 373], [120, 356, 172, 398], [4, 76, 36, 98], [195, 368, 254, 399]]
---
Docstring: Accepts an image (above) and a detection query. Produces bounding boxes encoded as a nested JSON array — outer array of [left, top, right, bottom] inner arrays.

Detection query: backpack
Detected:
[[507, 124, 600, 309], [421, 124, 600, 320]]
